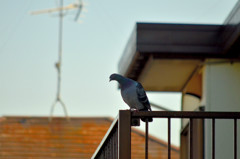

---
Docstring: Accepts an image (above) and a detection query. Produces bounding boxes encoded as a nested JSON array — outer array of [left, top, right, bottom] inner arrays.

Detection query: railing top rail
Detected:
[[132, 111, 240, 119]]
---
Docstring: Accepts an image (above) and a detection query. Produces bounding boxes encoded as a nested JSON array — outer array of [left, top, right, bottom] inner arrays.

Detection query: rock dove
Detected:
[[109, 73, 152, 122]]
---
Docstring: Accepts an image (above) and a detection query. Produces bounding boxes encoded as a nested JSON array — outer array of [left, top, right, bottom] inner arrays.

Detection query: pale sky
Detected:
[[0, 0, 237, 145]]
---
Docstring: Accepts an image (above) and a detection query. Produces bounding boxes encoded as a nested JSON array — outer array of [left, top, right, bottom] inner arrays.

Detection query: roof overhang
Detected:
[[118, 2, 240, 92]]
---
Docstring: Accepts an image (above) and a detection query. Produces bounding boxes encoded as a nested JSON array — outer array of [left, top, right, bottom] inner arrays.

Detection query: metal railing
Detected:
[[91, 110, 240, 159], [91, 110, 132, 159]]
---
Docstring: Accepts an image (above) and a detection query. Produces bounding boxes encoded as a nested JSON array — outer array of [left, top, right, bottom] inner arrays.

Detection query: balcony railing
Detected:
[[91, 110, 240, 159]]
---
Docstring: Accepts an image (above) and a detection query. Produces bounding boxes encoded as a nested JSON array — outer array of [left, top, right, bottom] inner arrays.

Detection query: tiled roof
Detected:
[[0, 116, 179, 159]]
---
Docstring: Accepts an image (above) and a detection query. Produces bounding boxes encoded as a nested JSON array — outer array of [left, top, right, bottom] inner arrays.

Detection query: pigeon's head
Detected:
[[109, 73, 123, 82]]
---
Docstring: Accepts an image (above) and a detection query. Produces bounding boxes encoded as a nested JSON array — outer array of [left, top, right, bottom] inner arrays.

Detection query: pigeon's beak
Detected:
[[109, 78, 112, 82]]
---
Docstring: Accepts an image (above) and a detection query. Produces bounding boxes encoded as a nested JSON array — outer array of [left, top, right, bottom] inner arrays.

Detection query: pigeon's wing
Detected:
[[136, 83, 151, 111]]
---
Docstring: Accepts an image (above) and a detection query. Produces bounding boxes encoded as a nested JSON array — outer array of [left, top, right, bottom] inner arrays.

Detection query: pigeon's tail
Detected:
[[141, 117, 153, 122], [139, 108, 153, 122]]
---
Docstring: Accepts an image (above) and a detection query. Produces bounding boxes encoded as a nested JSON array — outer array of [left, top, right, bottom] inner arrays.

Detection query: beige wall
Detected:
[[182, 94, 201, 128], [202, 61, 240, 159]]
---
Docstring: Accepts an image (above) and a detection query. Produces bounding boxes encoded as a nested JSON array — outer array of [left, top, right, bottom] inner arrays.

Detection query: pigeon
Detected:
[[109, 73, 152, 122]]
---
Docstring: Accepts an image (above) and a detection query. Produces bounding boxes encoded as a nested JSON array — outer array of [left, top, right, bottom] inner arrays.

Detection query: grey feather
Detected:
[[136, 83, 152, 111]]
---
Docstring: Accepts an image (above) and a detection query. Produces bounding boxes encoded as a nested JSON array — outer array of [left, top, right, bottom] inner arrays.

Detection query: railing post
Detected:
[[212, 118, 215, 159], [190, 118, 193, 159], [168, 118, 171, 159], [118, 110, 131, 159], [145, 120, 149, 159], [234, 118, 237, 159]]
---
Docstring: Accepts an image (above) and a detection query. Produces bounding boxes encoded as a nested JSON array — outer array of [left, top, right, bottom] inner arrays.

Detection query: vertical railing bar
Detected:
[[115, 127, 118, 159], [112, 132, 114, 159], [107, 140, 109, 159], [168, 117, 171, 159], [104, 144, 106, 159], [212, 118, 215, 159], [234, 118, 237, 159], [145, 119, 149, 159], [110, 136, 113, 159], [118, 110, 131, 159], [190, 118, 193, 159], [108, 138, 110, 159], [113, 132, 115, 159], [116, 135, 117, 159], [115, 130, 117, 159]]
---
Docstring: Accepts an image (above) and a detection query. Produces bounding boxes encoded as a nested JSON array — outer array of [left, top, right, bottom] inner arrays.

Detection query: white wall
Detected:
[[202, 62, 240, 159]]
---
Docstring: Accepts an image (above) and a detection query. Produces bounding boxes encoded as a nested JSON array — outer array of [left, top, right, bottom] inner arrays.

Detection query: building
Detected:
[[93, 1, 240, 159]]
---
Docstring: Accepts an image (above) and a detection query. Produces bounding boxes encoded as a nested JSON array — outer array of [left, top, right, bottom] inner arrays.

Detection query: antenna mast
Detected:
[[30, 0, 84, 121], [50, 0, 68, 121]]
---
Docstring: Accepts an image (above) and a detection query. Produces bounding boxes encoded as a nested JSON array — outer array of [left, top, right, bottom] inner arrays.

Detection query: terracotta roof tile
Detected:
[[0, 116, 179, 159]]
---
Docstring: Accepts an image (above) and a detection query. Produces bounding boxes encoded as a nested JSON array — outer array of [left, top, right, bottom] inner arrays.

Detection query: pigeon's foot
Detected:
[[130, 109, 138, 112]]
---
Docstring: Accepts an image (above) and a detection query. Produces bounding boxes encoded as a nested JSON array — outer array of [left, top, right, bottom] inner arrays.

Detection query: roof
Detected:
[[118, 1, 240, 92], [0, 116, 112, 159], [0, 116, 179, 159]]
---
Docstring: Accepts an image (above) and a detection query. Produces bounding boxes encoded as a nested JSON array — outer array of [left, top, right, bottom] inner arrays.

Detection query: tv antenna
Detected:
[[30, 0, 85, 121]]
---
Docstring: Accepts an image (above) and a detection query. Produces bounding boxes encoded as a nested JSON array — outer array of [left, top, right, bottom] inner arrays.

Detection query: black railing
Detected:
[[91, 110, 132, 159], [91, 110, 240, 159]]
